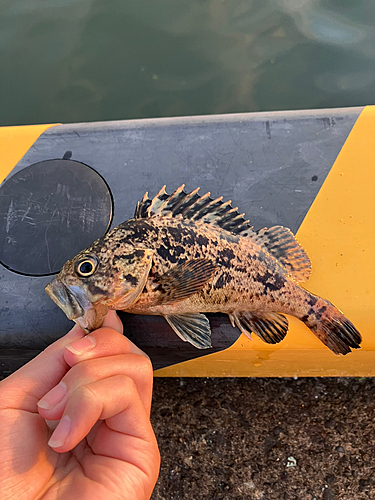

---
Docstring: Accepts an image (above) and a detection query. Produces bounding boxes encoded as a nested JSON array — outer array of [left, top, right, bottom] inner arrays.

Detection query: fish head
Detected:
[[45, 238, 154, 332]]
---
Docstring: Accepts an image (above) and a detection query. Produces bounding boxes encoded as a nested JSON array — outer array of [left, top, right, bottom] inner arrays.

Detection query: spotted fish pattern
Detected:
[[46, 185, 361, 355]]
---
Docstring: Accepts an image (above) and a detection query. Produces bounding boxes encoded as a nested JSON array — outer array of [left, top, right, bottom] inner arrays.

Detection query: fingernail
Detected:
[[66, 335, 96, 355], [38, 382, 67, 410], [48, 415, 71, 448]]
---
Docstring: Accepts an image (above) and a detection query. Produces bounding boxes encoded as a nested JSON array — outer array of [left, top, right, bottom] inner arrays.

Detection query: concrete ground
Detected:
[[150, 378, 375, 500]]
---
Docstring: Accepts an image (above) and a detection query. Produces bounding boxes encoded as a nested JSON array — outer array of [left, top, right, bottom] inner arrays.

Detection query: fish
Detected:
[[45, 185, 362, 355]]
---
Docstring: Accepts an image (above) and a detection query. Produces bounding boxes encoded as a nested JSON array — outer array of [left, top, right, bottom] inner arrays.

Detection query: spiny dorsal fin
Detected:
[[134, 186, 311, 283], [134, 186, 170, 219], [134, 191, 151, 218], [134, 185, 256, 236], [246, 226, 311, 283]]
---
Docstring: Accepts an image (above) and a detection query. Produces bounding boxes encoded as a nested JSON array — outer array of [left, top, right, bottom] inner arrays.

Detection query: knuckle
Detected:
[[75, 382, 100, 404], [121, 374, 137, 395], [138, 355, 154, 378]]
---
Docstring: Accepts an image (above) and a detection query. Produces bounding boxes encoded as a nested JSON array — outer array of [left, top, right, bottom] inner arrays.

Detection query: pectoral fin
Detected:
[[164, 313, 212, 349], [229, 311, 288, 344], [157, 259, 217, 304]]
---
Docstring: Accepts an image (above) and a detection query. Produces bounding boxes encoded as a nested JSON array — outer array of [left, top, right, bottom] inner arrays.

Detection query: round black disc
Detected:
[[0, 159, 113, 276]]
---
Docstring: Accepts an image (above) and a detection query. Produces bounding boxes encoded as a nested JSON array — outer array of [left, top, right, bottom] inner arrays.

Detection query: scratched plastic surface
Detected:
[[0, 159, 112, 275]]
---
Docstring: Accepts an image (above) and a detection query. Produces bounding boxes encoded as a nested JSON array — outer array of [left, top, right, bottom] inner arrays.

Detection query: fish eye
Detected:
[[76, 256, 98, 277]]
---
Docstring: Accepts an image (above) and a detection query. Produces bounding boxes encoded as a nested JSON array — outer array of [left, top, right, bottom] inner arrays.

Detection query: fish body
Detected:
[[46, 186, 361, 355]]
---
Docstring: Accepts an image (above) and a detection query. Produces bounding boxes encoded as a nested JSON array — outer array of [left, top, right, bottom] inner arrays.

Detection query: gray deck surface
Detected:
[[0, 107, 362, 370]]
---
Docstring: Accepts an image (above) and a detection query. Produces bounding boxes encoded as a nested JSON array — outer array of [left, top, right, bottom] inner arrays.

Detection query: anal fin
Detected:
[[230, 311, 288, 344], [164, 313, 212, 349]]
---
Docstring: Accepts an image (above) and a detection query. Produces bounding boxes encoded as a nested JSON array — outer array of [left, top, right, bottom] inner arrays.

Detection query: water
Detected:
[[1, 0, 375, 126]]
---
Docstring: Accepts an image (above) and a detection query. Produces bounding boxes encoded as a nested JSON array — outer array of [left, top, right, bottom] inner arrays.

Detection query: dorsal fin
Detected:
[[134, 186, 311, 283], [246, 226, 311, 283], [134, 185, 256, 236], [134, 191, 151, 218]]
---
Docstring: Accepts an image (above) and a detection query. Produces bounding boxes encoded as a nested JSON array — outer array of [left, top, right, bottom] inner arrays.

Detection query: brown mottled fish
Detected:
[[46, 185, 361, 355]]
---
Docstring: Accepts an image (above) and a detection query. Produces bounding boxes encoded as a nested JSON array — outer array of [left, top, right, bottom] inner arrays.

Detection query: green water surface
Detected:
[[1, 0, 375, 125]]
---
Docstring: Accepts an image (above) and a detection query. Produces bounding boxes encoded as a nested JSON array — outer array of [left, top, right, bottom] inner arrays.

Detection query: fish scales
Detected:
[[123, 218, 299, 313], [46, 185, 362, 355]]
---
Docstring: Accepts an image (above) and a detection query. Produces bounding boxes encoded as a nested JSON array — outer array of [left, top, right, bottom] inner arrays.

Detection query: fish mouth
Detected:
[[45, 278, 108, 332], [45, 278, 87, 320]]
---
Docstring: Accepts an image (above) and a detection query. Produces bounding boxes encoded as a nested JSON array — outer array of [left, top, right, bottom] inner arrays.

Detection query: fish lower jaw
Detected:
[[74, 316, 92, 334], [73, 303, 109, 333]]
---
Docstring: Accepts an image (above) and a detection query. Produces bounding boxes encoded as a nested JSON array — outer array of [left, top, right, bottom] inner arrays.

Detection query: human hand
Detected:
[[0, 311, 160, 500]]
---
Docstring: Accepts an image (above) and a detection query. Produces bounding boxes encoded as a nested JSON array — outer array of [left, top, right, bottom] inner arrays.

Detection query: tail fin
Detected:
[[302, 298, 361, 355]]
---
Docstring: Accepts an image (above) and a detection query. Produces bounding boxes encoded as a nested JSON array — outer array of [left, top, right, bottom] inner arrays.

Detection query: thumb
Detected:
[[102, 309, 124, 333], [97, 310, 150, 360]]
